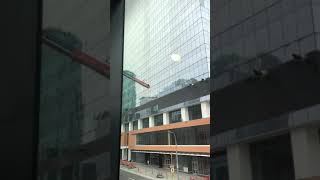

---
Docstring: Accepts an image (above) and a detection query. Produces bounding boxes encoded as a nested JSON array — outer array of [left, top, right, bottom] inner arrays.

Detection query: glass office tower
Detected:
[[211, 1, 320, 180], [124, 0, 210, 106]]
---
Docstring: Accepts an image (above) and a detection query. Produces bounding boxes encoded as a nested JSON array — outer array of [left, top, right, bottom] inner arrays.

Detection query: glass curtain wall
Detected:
[[123, 0, 210, 107]]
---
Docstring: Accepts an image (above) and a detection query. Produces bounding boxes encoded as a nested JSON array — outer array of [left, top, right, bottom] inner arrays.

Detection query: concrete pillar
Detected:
[[121, 149, 125, 160], [138, 119, 143, 129], [128, 149, 132, 161], [201, 101, 210, 118], [227, 143, 253, 180], [181, 107, 189, 122], [121, 124, 124, 133], [149, 116, 155, 127], [129, 121, 133, 131], [291, 127, 320, 180], [168, 131, 172, 145], [163, 112, 169, 125]]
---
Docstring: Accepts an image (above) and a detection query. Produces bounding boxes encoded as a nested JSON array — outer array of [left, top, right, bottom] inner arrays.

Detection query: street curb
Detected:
[[120, 167, 158, 180]]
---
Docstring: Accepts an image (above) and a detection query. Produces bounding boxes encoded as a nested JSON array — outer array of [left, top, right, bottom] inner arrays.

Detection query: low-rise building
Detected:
[[121, 79, 210, 175]]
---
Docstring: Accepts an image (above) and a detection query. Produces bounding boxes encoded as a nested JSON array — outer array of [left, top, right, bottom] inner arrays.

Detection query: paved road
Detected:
[[119, 169, 152, 180]]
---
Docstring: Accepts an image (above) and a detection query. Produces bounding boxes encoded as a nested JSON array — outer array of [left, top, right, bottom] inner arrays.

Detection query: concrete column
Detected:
[[163, 112, 169, 125], [168, 131, 172, 145], [129, 121, 133, 131], [291, 127, 320, 180], [201, 101, 210, 118], [128, 149, 132, 161], [181, 107, 189, 122], [227, 143, 253, 180], [121, 124, 125, 133], [121, 149, 125, 160], [149, 116, 155, 127], [138, 119, 143, 129]]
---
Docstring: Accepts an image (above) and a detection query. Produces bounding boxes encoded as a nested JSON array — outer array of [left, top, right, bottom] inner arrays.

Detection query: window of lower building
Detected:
[[154, 114, 163, 126], [124, 123, 129, 132], [136, 125, 209, 145], [133, 121, 138, 130], [169, 109, 182, 123], [188, 104, 202, 120], [172, 125, 209, 145], [137, 131, 168, 145], [142, 118, 149, 128], [195, 125, 209, 144]]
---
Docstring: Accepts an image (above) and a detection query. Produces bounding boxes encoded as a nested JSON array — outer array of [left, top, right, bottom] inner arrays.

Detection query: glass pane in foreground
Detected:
[[38, 0, 123, 179]]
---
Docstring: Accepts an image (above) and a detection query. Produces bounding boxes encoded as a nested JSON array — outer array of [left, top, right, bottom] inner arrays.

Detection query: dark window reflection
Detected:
[[133, 120, 138, 130], [169, 109, 182, 123], [137, 131, 168, 145], [211, 0, 318, 90], [39, 29, 83, 161], [38, 0, 114, 179], [188, 104, 202, 120], [142, 118, 149, 128], [250, 135, 295, 180], [212, 151, 229, 180], [137, 125, 209, 145], [154, 114, 163, 126]]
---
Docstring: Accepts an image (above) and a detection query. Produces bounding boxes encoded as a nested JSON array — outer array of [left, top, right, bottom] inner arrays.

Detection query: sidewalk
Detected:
[[120, 162, 209, 180], [120, 166, 157, 180]]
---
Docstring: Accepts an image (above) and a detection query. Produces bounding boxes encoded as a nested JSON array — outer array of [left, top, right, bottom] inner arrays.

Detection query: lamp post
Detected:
[[168, 130, 179, 180]]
